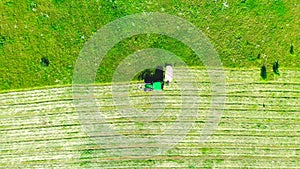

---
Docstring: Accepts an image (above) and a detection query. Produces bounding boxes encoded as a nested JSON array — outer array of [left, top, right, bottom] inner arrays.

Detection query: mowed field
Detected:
[[1, 67, 299, 168]]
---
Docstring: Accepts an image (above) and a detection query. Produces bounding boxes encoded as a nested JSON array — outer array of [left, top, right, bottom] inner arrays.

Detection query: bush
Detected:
[[40, 57, 50, 67], [261, 65, 267, 80], [290, 44, 294, 54], [273, 60, 279, 75]]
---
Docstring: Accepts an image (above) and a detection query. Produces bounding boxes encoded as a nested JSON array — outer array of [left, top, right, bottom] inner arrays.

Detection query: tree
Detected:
[[261, 65, 267, 80], [290, 44, 294, 54], [272, 60, 279, 75], [40, 57, 49, 67]]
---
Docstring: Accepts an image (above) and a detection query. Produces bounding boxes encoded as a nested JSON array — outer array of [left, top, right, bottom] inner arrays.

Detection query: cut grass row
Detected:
[[0, 68, 300, 168], [1, 68, 300, 101]]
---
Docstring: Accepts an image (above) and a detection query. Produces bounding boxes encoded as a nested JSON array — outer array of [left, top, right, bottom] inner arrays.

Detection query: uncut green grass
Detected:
[[1, 0, 299, 90]]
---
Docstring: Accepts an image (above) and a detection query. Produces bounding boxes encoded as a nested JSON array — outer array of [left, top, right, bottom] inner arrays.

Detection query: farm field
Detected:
[[1, 0, 299, 90], [1, 0, 300, 168], [1, 68, 299, 168]]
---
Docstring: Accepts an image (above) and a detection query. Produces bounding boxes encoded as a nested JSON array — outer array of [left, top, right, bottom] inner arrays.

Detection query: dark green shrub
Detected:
[[40, 57, 50, 67], [273, 60, 279, 75], [290, 44, 294, 54], [261, 65, 267, 80]]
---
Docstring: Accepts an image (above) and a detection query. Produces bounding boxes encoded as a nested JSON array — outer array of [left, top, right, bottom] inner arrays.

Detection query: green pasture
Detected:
[[1, 0, 299, 90]]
